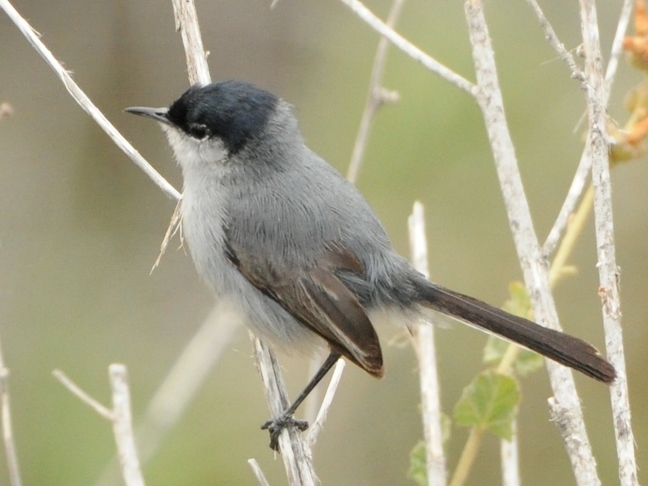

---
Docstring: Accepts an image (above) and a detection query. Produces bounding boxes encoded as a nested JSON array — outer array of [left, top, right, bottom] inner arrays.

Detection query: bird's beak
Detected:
[[124, 106, 171, 125]]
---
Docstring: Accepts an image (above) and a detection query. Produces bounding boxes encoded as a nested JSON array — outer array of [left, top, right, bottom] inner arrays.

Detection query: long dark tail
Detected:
[[416, 282, 616, 384]]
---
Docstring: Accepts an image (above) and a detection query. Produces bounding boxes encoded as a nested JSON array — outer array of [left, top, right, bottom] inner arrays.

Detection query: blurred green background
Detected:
[[1, 0, 646, 484]]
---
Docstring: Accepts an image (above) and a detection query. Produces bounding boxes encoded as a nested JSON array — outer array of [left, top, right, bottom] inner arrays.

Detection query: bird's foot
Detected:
[[261, 413, 309, 451]]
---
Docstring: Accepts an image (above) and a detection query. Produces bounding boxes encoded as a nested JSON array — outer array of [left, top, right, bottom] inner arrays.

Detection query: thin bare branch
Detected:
[[449, 428, 483, 486], [464, 0, 601, 483], [93, 303, 241, 486], [604, 0, 634, 100], [338, 0, 478, 97], [151, 200, 183, 272], [542, 147, 593, 256], [578, 1, 638, 484], [252, 336, 317, 486], [109, 365, 146, 486], [52, 369, 113, 420], [500, 421, 520, 486], [524, 0, 585, 82], [54, 367, 146, 486], [248, 459, 271, 486], [407, 202, 447, 486], [170, 0, 210, 85], [347, 0, 405, 183], [523, 0, 592, 258], [0, 0, 181, 201], [306, 359, 345, 447], [543, 0, 632, 256], [0, 337, 22, 486]]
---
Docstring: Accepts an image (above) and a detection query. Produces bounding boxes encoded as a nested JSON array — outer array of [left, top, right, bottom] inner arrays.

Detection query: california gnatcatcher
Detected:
[[126, 80, 615, 451]]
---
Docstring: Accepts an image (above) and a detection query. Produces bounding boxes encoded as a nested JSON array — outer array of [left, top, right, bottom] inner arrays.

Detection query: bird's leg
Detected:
[[261, 351, 341, 451]]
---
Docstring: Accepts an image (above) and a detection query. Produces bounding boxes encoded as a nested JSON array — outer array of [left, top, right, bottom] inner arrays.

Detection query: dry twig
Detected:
[[347, 0, 405, 183], [464, 0, 600, 483], [408, 202, 447, 486], [0, 0, 180, 201], [94, 302, 242, 486], [54, 367, 146, 486], [248, 458, 271, 486], [0, 337, 22, 486], [542, 0, 634, 256], [252, 336, 317, 486], [305, 359, 345, 447], [578, 1, 638, 484], [338, 0, 477, 96]]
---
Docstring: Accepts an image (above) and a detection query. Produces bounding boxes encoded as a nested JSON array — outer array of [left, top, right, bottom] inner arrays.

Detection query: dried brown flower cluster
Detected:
[[610, 0, 648, 162]]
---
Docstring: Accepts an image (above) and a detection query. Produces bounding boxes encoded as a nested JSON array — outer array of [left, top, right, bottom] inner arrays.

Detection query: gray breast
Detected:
[[181, 168, 324, 354]]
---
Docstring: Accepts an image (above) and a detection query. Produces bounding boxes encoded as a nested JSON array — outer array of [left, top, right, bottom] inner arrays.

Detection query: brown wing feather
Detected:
[[226, 241, 384, 377]]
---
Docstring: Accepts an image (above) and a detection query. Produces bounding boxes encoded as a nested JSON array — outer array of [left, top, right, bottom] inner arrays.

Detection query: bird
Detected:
[[126, 80, 615, 451]]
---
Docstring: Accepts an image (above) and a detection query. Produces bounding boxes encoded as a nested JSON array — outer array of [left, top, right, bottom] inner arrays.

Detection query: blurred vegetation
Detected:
[[0, 0, 646, 485]]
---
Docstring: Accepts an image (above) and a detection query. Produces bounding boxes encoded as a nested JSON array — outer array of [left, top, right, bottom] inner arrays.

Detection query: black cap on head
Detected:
[[166, 80, 279, 154]]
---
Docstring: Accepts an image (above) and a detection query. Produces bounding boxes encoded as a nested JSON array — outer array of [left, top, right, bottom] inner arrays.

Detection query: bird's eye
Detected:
[[188, 123, 210, 140]]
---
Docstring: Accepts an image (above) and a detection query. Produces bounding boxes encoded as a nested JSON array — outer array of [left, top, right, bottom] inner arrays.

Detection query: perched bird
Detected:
[[126, 80, 615, 451]]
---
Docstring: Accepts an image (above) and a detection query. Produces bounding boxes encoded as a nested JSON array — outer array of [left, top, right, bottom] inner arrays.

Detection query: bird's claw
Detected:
[[261, 414, 309, 451]]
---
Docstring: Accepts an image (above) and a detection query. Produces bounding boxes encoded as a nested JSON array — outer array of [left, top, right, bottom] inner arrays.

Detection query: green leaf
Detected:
[[512, 347, 544, 376], [453, 371, 520, 440], [501, 281, 533, 319], [407, 415, 451, 485], [483, 336, 544, 376], [408, 441, 427, 486]]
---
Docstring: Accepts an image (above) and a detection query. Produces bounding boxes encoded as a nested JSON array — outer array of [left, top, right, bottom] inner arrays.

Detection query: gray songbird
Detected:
[[126, 81, 615, 451]]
